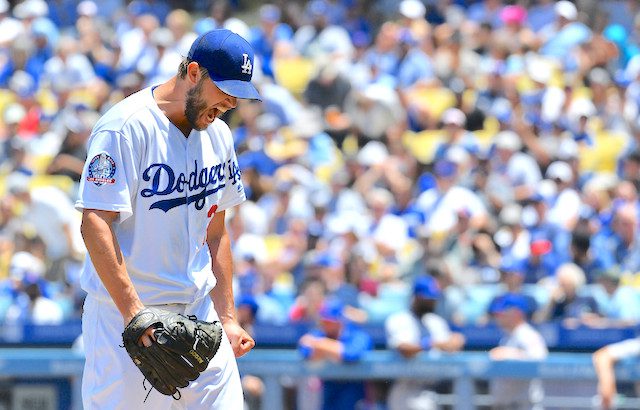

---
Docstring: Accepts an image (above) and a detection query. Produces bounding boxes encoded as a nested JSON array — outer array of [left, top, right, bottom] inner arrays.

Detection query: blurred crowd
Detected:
[[1, 0, 640, 340]]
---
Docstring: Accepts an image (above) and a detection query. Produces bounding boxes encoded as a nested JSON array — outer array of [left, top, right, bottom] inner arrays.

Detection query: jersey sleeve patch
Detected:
[[86, 153, 117, 186]]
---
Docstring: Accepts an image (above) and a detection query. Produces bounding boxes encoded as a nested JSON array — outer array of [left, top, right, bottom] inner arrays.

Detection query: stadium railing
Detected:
[[2, 320, 637, 350], [2, 348, 640, 410]]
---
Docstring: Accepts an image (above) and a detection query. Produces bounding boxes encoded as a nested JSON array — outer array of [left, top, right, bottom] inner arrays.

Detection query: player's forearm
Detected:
[[208, 229, 236, 324], [81, 210, 144, 323], [396, 343, 422, 358], [312, 338, 344, 362]]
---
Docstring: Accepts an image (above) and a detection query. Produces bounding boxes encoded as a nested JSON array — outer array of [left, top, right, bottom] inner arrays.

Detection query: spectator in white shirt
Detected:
[[41, 35, 96, 92], [545, 161, 581, 230], [4, 251, 64, 325], [417, 160, 488, 234], [0, 0, 24, 47], [491, 130, 542, 202], [385, 275, 465, 410], [6, 173, 82, 281], [489, 293, 548, 410]]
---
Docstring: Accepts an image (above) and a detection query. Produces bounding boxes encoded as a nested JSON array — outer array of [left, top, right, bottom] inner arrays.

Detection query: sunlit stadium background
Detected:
[[2, 0, 640, 409]]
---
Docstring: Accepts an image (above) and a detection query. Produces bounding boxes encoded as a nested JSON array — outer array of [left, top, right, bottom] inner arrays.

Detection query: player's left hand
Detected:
[[222, 320, 255, 358]]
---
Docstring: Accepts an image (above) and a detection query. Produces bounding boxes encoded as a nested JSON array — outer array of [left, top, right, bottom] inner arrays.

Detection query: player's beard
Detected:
[[185, 77, 209, 131]]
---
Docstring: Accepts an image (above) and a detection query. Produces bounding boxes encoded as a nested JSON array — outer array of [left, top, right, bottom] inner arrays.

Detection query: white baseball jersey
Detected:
[[490, 322, 548, 408], [76, 86, 246, 305]]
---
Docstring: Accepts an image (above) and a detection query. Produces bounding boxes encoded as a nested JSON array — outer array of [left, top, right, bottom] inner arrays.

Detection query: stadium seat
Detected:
[[459, 284, 501, 324], [359, 283, 410, 324], [523, 284, 551, 308], [578, 131, 626, 173], [0, 174, 74, 197], [30, 175, 75, 195], [403, 129, 445, 164], [263, 234, 284, 260], [30, 154, 54, 175], [473, 116, 500, 148], [273, 57, 315, 96], [405, 87, 456, 121]]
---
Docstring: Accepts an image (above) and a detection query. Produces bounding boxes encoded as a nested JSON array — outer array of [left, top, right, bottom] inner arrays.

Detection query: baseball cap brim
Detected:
[[213, 78, 261, 101]]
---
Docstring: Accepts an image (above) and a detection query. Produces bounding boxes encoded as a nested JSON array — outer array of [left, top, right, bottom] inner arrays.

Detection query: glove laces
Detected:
[[142, 377, 182, 402]]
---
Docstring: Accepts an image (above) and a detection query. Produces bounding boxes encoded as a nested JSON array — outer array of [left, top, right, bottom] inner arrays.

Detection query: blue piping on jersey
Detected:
[[149, 184, 226, 212]]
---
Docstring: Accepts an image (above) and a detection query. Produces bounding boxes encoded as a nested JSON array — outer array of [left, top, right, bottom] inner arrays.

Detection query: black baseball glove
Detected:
[[122, 307, 223, 399]]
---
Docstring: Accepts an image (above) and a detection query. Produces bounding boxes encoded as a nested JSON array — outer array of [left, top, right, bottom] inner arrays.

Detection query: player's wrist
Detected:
[[121, 303, 146, 325], [219, 313, 238, 325]]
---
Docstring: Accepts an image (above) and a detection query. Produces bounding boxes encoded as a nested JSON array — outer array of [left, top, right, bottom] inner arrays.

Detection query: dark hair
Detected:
[[177, 58, 210, 79], [571, 225, 591, 253], [626, 149, 640, 164]]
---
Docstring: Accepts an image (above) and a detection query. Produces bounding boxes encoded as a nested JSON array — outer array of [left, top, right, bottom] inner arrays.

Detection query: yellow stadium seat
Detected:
[[30, 175, 75, 194], [315, 147, 344, 184], [578, 131, 627, 173], [30, 154, 54, 174], [403, 130, 445, 164], [263, 234, 284, 259], [473, 116, 500, 148], [273, 57, 315, 96], [405, 87, 456, 121], [0, 174, 73, 197], [36, 89, 59, 118]]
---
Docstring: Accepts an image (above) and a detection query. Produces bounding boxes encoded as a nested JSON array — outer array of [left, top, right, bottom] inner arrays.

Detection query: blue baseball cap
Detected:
[[490, 293, 529, 314], [237, 294, 259, 316], [319, 298, 344, 322], [314, 252, 341, 268], [187, 29, 261, 101], [434, 160, 457, 179], [413, 275, 441, 299], [499, 257, 525, 274]]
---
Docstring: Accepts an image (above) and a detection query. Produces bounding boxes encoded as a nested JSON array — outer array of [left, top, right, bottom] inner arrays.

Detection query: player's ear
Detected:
[[187, 62, 201, 85]]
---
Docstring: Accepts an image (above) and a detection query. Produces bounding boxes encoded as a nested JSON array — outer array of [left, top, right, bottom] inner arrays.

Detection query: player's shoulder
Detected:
[[92, 88, 158, 138], [421, 312, 447, 327], [385, 310, 415, 327], [207, 118, 234, 149], [211, 117, 232, 136]]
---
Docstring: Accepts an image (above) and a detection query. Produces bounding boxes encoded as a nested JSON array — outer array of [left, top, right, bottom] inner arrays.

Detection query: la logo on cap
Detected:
[[241, 54, 252, 75], [187, 29, 261, 100]]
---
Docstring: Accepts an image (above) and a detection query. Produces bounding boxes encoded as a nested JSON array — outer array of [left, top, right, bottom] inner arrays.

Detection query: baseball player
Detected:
[[76, 29, 260, 409]]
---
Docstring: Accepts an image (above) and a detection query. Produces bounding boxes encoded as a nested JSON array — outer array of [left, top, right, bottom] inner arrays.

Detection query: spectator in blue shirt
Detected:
[[433, 108, 479, 162], [604, 24, 640, 70], [527, 0, 556, 32], [298, 297, 372, 410], [589, 267, 640, 327], [237, 113, 285, 196], [24, 21, 54, 86], [394, 29, 434, 90], [467, 0, 505, 28], [250, 4, 293, 78], [595, 203, 640, 275], [539, 1, 592, 60], [522, 192, 571, 283]]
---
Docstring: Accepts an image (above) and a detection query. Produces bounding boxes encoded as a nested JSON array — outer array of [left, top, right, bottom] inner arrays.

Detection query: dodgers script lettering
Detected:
[[141, 159, 240, 212]]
